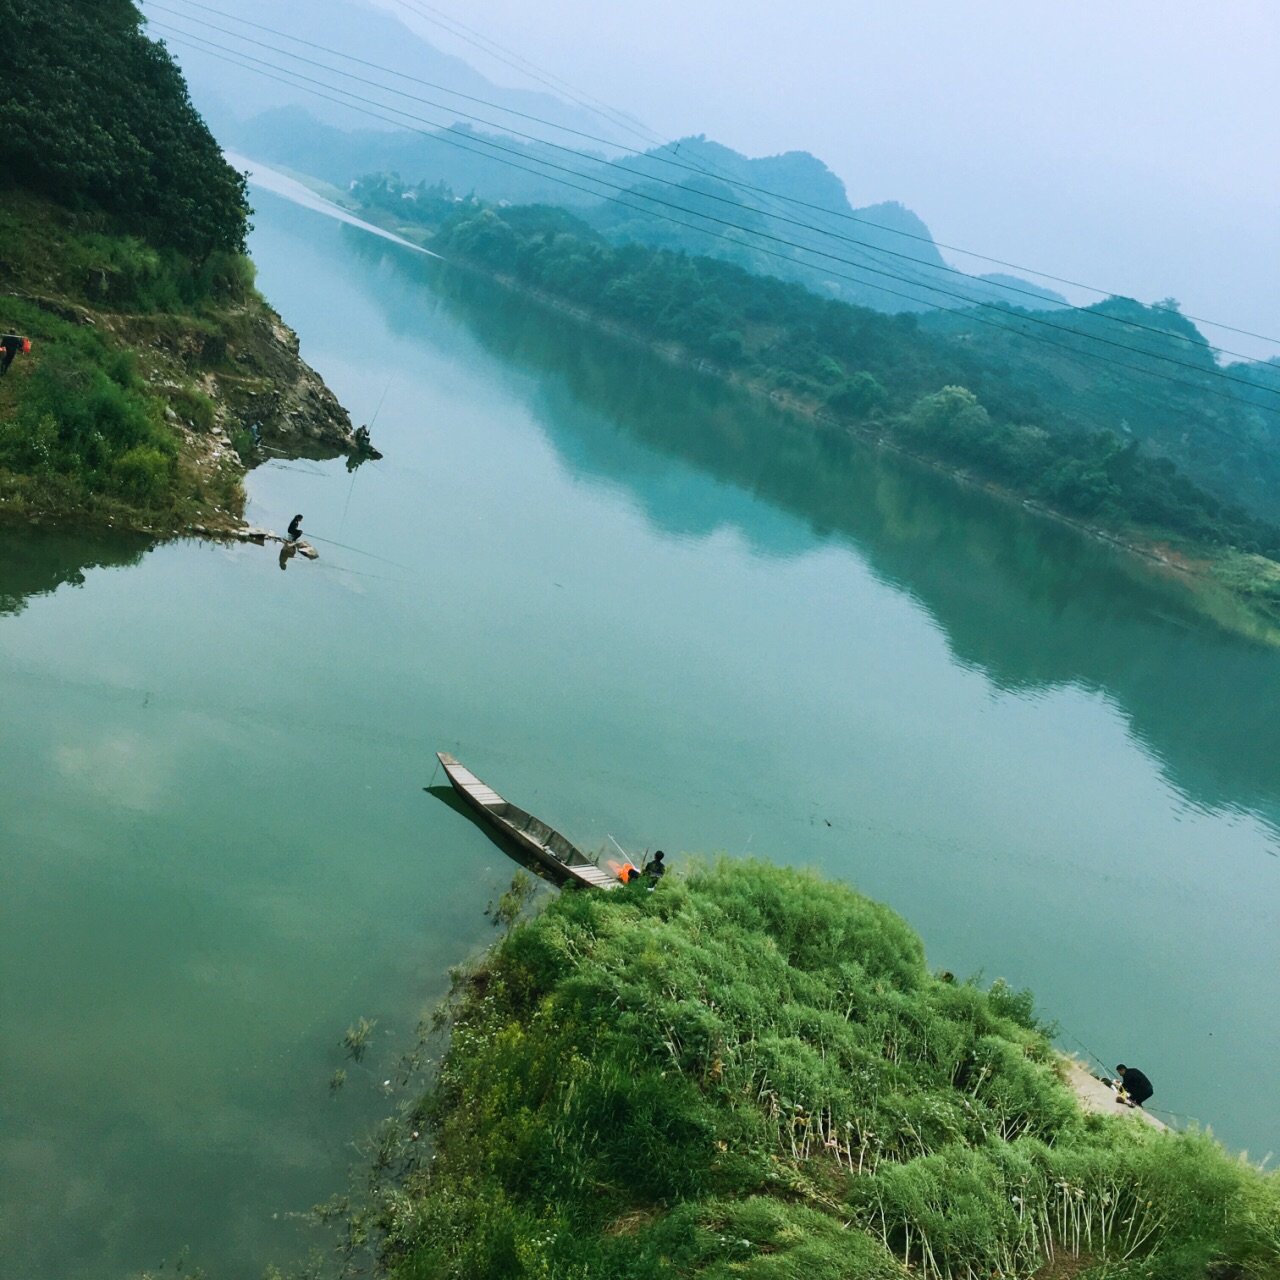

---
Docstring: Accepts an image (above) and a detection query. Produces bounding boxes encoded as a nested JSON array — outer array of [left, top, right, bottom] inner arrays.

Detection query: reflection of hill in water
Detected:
[[345, 228, 1280, 834], [0, 526, 151, 617]]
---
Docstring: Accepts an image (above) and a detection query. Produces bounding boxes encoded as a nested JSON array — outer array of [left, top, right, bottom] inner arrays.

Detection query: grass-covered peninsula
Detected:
[[0, 0, 351, 534], [351, 862, 1279, 1280]]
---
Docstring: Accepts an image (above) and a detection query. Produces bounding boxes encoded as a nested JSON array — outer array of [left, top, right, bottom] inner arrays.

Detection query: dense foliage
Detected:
[[357, 185, 1280, 550], [0, 194, 257, 520], [373, 862, 1279, 1279], [0, 0, 249, 256]]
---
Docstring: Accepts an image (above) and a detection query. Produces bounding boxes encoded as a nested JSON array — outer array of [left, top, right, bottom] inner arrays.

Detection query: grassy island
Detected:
[[364, 862, 1278, 1280]]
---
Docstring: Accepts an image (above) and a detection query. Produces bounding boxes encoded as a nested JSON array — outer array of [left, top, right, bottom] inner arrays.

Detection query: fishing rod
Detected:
[[1063, 1029, 1114, 1079], [343, 378, 394, 533]]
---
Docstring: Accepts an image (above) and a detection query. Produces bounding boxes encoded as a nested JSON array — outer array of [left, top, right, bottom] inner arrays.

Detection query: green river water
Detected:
[[2, 189, 1277, 1279]]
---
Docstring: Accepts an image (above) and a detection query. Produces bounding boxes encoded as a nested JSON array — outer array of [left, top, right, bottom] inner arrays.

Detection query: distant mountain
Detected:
[[221, 103, 1067, 317], [976, 274, 1069, 309], [166, 0, 619, 142], [231, 107, 597, 204], [167, 0, 1069, 318]]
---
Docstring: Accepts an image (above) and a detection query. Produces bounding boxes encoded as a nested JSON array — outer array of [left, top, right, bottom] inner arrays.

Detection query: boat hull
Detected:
[[436, 753, 621, 890]]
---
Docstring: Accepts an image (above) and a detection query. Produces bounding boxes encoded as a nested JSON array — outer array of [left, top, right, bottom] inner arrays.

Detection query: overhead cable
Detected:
[[154, 0, 1280, 350], [156, 28, 1280, 437]]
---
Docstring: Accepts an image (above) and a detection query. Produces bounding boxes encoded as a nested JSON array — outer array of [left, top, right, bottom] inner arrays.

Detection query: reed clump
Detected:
[[374, 860, 1280, 1279]]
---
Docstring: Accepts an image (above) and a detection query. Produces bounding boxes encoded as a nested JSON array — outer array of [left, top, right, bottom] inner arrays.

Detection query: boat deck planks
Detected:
[[437, 752, 623, 890]]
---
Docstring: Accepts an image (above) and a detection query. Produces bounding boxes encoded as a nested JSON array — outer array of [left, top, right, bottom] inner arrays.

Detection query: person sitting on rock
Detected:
[[287, 513, 304, 543]]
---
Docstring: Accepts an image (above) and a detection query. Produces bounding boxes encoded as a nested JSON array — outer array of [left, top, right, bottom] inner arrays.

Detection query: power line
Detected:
[[149, 5, 1081, 335], [154, 22, 1280, 413], [154, 0, 1280, 352], [380, 0, 1280, 351], [388, 0, 657, 149], [157, 30, 1280, 448]]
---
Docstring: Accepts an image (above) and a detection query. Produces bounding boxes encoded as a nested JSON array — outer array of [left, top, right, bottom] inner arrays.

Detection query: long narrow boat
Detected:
[[436, 752, 623, 890]]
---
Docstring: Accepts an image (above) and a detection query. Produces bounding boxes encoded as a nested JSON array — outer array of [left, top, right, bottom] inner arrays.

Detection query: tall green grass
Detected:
[[372, 861, 1279, 1280], [0, 306, 176, 508]]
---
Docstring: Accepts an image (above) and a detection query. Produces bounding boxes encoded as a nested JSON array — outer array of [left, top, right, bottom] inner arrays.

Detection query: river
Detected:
[[2, 188, 1277, 1280]]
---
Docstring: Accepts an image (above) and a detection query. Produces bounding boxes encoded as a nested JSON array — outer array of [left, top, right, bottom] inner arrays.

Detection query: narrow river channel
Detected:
[[2, 187, 1277, 1280]]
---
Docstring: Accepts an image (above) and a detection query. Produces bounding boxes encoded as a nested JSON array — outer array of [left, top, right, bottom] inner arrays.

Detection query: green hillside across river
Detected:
[[341, 184, 1280, 628]]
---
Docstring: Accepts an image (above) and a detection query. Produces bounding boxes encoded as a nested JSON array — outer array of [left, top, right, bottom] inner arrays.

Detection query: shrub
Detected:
[[370, 860, 1280, 1279]]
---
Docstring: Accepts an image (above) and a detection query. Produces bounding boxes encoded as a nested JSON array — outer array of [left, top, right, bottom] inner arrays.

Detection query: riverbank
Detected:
[[331, 184, 1280, 635], [464, 256, 1280, 640], [350, 861, 1278, 1280], [0, 191, 353, 537]]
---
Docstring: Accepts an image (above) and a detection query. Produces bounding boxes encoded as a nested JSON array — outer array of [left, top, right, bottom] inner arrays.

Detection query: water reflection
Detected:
[[0, 526, 152, 616], [345, 228, 1280, 843]]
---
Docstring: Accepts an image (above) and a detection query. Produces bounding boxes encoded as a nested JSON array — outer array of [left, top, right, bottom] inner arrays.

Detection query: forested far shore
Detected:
[[349, 177, 1280, 622]]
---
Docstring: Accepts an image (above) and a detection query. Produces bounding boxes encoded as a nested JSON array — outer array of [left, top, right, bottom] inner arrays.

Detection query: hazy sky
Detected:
[[368, 0, 1280, 360]]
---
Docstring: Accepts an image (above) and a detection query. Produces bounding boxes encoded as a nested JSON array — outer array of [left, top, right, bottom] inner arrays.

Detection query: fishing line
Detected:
[[262, 462, 326, 477], [304, 532, 419, 572], [315, 559, 416, 586], [368, 378, 394, 429], [343, 376, 391, 532]]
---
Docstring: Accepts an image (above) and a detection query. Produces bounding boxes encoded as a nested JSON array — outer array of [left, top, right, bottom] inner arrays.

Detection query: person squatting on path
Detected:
[[1, 334, 31, 375], [1115, 1064, 1154, 1108]]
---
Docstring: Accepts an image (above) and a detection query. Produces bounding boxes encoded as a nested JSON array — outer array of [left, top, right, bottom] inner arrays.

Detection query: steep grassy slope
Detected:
[[0, 192, 349, 530], [0, 0, 351, 531]]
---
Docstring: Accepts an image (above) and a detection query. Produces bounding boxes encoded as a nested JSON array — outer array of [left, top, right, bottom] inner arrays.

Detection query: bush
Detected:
[[371, 861, 1280, 1279], [0, 331, 180, 509], [0, 0, 249, 256]]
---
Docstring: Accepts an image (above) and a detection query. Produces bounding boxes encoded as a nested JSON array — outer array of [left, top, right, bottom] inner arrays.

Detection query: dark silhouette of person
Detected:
[[278, 543, 296, 571], [1115, 1064, 1154, 1108], [1, 334, 30, 376], [644, 850, 666, 880], [287, 513, 304, 543]]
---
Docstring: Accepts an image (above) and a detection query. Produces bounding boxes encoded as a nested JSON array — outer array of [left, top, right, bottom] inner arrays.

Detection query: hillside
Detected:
[[176, 0, 614, 141], [334, 190, 1280, 620], [0, 0, 351, 532], [225, 106, 1066, 318], [354, 862, 1280, 1279]]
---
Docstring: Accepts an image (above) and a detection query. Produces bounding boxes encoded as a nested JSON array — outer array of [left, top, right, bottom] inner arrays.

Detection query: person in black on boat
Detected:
[[1115, 1064, 1154, 1108], [1, 334, 30, 375], [287, 513, 304, 543], [643, 850, 666, 880]]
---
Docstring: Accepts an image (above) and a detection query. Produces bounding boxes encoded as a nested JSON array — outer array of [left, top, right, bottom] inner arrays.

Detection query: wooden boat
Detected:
[[436, 752, 622, 890]]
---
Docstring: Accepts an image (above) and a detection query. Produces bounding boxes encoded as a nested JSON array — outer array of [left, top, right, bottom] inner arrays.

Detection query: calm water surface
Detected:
[[2, 192, 1278, 1279]]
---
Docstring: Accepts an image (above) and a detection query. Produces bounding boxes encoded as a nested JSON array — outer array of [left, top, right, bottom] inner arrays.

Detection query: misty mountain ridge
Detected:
[[169, 0, 625, 143], [219, 103, 1068, 316], [161, 0, 1071, 316]]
